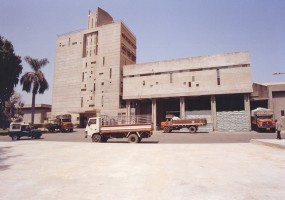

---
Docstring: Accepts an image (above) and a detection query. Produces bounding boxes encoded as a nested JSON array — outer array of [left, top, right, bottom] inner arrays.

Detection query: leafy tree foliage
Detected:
[[0, 35, 22, 128], [20, 56, 49, 124], [4, 91, 24, 123]]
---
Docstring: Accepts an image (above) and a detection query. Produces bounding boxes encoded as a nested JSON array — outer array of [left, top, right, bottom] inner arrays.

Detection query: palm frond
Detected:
[[20, 72, 35, 93], [24, 56, 49, 72]]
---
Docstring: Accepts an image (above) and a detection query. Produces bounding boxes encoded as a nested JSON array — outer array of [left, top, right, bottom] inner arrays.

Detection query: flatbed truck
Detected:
[[161, 114, 207, 133], [85, 115, 153, 143]]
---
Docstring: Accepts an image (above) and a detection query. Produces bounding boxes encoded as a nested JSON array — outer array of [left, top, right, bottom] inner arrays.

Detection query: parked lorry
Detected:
[[85, 115, 153, 143], [8, 122, 42, 141], [251, 108, 275, 132], [46, 114, 74, 132], [161, 114, 207, 133]]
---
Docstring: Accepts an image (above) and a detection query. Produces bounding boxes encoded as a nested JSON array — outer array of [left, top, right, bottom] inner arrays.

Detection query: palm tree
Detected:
[[20, 56, 49, 124]]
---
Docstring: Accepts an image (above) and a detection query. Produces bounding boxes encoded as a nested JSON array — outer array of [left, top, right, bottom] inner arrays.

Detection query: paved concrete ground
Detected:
[[1, 129, 283, 144], [1, 141, 285, 200], [251, 139, 285, 150]]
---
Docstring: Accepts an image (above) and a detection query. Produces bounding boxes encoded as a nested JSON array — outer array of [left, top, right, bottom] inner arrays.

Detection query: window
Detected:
[[192, 76, 195, 82], [143, 81, 145, 86], [81, 97, 83, 107], [93, 83, 96, 91], [281, 110, 284, 116], [102, 96, 104, 107], [170, 73, 173, 83], [110, 68, 112, 79], [90, 96, 92, 100], [188, 82, 191, 87], [101, 82, 104, 86], [103, 56, 105, 66], [88, 118, 96, 126], [217, 69, 221, 85], [82, 72, 84, 82], [196, 84, 199, 87]]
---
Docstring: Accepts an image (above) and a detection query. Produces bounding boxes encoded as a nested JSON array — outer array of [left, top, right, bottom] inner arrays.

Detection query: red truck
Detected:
[[161, 114, 207, 133]]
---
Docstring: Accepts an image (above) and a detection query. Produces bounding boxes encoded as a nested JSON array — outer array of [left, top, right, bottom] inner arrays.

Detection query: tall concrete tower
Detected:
[[52, 7, 136, 127]]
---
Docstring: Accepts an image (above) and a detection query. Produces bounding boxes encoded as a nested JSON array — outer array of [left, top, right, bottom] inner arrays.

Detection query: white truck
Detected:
[[85, 115, 153, 143]]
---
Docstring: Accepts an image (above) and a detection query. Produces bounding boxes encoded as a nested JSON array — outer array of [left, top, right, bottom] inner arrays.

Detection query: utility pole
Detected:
[[272, 72, 285, 75]]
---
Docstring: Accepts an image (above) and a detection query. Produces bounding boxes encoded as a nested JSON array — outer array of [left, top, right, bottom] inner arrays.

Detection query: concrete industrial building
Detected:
[[52, 8, 136, 126], [52, 7, 283, 131], [123, 52, 253, 131]]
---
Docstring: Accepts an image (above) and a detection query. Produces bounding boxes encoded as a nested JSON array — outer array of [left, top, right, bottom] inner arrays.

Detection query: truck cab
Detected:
[[85, 117, 101, 135]]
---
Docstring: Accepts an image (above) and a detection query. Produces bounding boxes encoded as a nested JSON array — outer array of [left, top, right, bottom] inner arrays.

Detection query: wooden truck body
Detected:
[[161, 114, 207, 133], [85, 115, 153, 143]]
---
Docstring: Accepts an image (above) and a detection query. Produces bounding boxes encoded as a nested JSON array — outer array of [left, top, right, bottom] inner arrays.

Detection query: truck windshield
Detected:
[[88, 119, 96, 126], [62, 119, 71, 122]]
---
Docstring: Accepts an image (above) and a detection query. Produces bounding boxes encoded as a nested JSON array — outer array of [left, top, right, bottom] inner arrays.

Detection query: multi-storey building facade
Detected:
[[123, 52, 253, 131], [52, 8, 136, 126], [53, 7, 285, 131]]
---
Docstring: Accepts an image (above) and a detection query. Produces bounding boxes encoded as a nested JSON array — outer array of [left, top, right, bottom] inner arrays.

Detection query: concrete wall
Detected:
[[52, 31, 84, 121], [52, 8, 136, 124], [123, 52, 252, 99]]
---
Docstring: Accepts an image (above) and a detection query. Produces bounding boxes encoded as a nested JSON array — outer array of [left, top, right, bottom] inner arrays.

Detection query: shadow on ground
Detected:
[[0, 146, 22, 171]]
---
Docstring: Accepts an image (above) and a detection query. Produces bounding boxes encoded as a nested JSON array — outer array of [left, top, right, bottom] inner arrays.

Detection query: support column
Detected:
[[211, 95, 217, 131], [126, 100, 131, 124], [244, 93, 251, 129], [152, 99, 157, 131], [180, 97, 185, 119]]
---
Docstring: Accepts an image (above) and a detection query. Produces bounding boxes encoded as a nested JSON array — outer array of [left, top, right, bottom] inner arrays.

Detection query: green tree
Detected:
[[20, 56, 49, 124], [4, 91, 24, 123], [0, 35, 22, 128]]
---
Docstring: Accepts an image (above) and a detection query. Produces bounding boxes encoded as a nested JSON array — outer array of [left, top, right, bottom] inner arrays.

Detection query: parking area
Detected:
[[0, 129, 281, 144], [1, 140, 285, 200]]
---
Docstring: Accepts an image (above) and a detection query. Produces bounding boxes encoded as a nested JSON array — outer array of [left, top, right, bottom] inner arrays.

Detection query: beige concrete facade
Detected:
[[52, 8, 136, 125], [123, 52, 253, 131], [52, 8, 255, 131], [123, 52, 252, 99]]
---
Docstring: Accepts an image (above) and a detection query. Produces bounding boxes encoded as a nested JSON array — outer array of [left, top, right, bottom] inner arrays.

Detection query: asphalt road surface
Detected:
[[1, 129, 282, 143]]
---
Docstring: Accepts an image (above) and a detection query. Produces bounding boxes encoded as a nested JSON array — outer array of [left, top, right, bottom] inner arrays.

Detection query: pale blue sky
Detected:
[[1, 0, 285, 105]]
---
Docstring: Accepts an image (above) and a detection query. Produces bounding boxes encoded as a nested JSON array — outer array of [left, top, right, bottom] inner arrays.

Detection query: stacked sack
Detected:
[[217, 111, 250, 132]]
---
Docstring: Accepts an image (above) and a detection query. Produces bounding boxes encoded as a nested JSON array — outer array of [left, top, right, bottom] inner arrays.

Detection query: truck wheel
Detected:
[[189, 126, 197, 133], [128, 134, 139, 143], [164, 127, 170, 133], [92, 134, 101, 143], [12, 135, 18, 141]]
